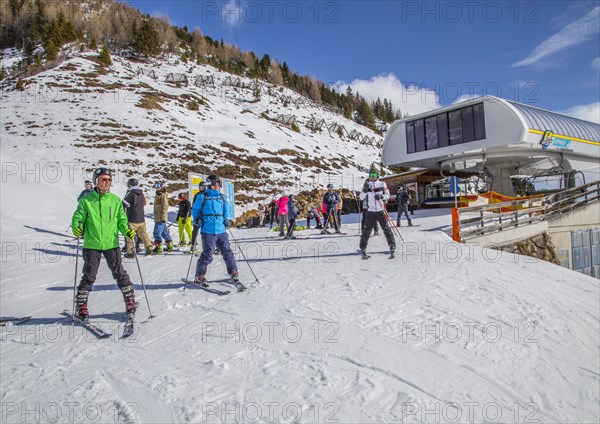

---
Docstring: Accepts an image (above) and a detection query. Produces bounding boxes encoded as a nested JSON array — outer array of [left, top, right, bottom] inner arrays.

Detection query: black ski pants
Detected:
[[359, 211, 395, 251], [361, 208, 379, 233], [397, 203, 411, 225], [78, 247, 133, 292], [323, 207, 339, 231]]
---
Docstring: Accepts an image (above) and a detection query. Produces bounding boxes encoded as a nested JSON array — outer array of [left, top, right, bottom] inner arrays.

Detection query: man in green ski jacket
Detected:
[[71, 167, 137, 320]]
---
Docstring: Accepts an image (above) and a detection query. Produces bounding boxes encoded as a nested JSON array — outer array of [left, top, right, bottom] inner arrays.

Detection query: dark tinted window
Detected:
[[437, 113, 449, 148], [462, 106, 475, 142], [406, 122, 415, 153], [448, 110, 463, 145], [425, 117, 438, 150], [473, 102, 486, 140], [414, 119, 425, 152], [405, 102, 485, 153]]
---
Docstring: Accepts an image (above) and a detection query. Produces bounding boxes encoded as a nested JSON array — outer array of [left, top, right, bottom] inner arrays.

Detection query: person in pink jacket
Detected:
[[276, 190, 290, 236]]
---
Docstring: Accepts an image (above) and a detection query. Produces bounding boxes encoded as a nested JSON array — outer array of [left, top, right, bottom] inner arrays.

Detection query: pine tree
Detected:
[[89, 35, 97, 50], [99, 44, 112, 67], [356, 97, 376, 129], [132, 18, 160, 57], [45, 38, 57, 60]]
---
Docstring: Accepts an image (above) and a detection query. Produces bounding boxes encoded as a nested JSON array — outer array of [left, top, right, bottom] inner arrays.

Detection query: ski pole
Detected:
[[183, 241, 196, 292], [227, 227, 260, 284], [378, 198, 405, 242], [350, 191, 362, 235], [132, 242, 155, 318], [71, 236, 81, 324]]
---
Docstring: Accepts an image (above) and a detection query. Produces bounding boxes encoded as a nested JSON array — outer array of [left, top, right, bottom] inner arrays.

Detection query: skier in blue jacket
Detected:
[[191, 175, 239, 286]]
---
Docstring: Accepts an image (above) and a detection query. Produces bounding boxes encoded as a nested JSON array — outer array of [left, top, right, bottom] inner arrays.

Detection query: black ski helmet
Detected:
[[207, 174, 221, 186], [92, 167, 112, 184], [127, 178, 138, 188], [84, 180, 92, 186], [327, 183, 334, 189]]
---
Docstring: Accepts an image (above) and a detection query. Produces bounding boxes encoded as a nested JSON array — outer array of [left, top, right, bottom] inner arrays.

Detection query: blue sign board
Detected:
[[448, 177, 460, 195]]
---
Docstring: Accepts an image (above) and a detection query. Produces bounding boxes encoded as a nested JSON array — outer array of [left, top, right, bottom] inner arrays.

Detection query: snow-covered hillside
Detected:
[[1, 169, 598, 423], [1, 48, 383, 205]]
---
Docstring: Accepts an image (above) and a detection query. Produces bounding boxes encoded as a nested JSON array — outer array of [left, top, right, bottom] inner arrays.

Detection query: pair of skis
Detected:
[[0, 316, 32, 326], [360, 250, 395, 260], [62, 309, 136, 339], [181, 276, 247, 296]]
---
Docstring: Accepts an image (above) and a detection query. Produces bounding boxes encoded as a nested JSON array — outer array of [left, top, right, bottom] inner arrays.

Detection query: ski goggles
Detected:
[[369, 172, 379, 178]]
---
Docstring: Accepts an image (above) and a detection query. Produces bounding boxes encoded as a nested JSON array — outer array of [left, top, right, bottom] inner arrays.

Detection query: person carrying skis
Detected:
[[358, 170, 396, 258], [122, 178, 153, 258], [321, 184, 341, 234], [77, 180, 93, 202], [276, 190, 290, 237], [191, 174, 239, 286], [177, 192, 193, 246], [71, 167, 137, 320], [285, 194, 298, 239], [396, 185, 413, 227], [152, 182, 174, 253]]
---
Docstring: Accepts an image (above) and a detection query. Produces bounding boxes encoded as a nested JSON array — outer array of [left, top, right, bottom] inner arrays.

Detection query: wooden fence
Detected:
[[452, 181, 600, 242]]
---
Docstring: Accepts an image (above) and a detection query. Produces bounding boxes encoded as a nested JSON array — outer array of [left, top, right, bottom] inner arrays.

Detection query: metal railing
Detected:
[[452, 181, 600, 242]]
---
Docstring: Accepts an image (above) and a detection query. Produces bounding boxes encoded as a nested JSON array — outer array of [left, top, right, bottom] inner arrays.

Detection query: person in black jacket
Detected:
[[268, 197, 277, 229], [190, 182, 206, 253], [322, 184, 342, 234], [77, 180, 93, 202], [396, 186, 413, 227], [177, 192, 193, 246], [122, 178, 153, 257], [285, 195, 298, 239]]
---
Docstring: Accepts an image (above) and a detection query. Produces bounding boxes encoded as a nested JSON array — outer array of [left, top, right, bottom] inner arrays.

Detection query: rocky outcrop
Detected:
[[494, 232, 561, 265]]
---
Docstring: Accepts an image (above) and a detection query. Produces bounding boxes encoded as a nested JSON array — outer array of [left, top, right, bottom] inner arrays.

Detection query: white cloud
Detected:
[[561, 102, 600, 124], [592, 57, 600, 73], [332, 73, 441, 118], [221, 0, 243, 28], [513, 6, 599, 67]]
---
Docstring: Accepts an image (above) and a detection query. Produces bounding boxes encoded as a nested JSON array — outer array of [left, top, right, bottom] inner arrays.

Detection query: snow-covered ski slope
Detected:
[[1, 48, 598, 424], [1, 174, 598, 423], [1, 49, 383, 203]]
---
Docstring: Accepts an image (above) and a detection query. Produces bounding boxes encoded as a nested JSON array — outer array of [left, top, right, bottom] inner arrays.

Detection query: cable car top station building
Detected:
[[382, 96, 600, 196]]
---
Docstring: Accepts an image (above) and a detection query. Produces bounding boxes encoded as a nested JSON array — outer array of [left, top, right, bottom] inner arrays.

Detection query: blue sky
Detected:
[[131, 0, 600, 122]]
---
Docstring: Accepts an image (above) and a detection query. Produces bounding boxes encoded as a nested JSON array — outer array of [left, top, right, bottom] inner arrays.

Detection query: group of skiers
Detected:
[[71, 169, 240, 320], [71, 166, 413, 320]]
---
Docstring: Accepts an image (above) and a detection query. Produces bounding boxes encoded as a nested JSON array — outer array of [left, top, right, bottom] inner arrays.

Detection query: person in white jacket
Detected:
[[358, 170, 396, 257]]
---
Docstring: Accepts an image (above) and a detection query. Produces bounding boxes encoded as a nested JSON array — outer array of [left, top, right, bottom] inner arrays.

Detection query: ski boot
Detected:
[[194, 275, 209, 288], [408, 221, 413, 227], [121, 286, 137, 315], [389, 245, 396, 259], [165, 241, 174, 252], [124, 252, 135, 259], [75, 289, 90, 320], [360, 249, 370, 260], [145, 246, 153, 256], [153, 241, 163, 254]]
